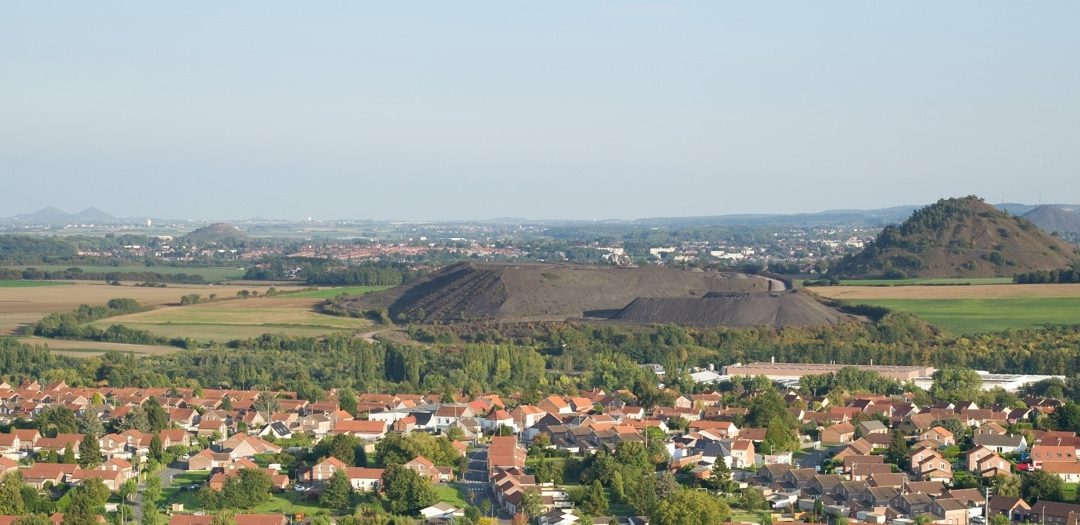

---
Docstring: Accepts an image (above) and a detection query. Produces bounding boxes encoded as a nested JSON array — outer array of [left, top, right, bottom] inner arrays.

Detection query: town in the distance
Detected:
[[3, 196, 1080, 525]]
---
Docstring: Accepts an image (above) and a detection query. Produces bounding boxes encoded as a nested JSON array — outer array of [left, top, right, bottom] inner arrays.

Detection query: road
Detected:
[[133, 463, 185, 523], [461, 445, 503, 519], [796, 446, 835, 471]]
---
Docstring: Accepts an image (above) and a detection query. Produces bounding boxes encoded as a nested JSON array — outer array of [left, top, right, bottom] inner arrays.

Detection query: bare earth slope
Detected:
[[345, 262, 848, 327]]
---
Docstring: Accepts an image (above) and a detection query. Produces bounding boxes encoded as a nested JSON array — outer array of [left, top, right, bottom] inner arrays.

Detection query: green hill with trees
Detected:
[[831, 196, 1080, 278]]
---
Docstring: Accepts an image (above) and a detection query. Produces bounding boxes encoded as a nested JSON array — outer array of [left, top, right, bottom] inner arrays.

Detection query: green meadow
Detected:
[[851, 297, 1080, 334]]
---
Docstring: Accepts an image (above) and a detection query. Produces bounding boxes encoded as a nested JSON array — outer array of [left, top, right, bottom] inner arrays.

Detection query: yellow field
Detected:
[[810, 283, 1080, 301], [89, 295, 373, 343], [0, 281, 285, 335]]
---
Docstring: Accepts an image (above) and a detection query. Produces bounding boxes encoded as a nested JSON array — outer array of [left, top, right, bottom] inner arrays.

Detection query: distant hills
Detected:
[[11, 206, 118, 225], [831, 196, 1080, 278], [6, 202, 1080, 231], [1021, 205, 1080, 236]]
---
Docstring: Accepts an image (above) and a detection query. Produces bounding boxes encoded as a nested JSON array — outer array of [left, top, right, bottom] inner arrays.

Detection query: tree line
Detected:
[[1014, 263, 1080, 284], [0, 267, 208, 284]]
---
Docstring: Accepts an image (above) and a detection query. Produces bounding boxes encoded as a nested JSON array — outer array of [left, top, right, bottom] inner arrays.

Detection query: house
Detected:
[[332, 419, 387, 440], [973, 433, 1028, 455], [309, 457, 383, 491], [912, 446, 952, 481], [34, 433, 84, 456], [975, 421, 1008, 436], [821, 422, 856, 444], [857, 420, 888, 437], [101, 457, 135, 479], [69, 468, 126, 491], [896, 492, 935, 516], [490, 468, 537, 515], [691, 421, 739, 438], [867, 472, 907, 489], [299, 414, 334, 436], [258, 422, 292, 440], [0, 457, 17, 477], [344, 467, 384, 492], [434, 405, 475, 430], [197, 419, 227, 438], [188, 449, 233, 471], [1031, 445, 1077, 468], [22, 463, 78, 490], [159, 429, 190, 449], [1043, 462, 1080, 483], [841, 455, 883, 473], [987, 496, 1030, 522], [310, 457, 349, 482], [850, 462, 893, 481], [489, 436, 527, 475], [219, 434, 282, 458], [905, 480, 947, 496], [933, 498, 970, 525], [405, 455, 453, 482], [419, 502, 465, 521], [483, 410, 515, 433], [1025, 501, 1080, 525], [537, 396, 572, 416], [168, 407, 198, 430], [920, 426, 956, 448], [512, 405, 548, 431], [967, 446, 1012, 477], [729, 439, 755, 468]]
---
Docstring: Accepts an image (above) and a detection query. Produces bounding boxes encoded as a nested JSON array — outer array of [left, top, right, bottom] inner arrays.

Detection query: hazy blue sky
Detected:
[[2, 2, 1078, 220]]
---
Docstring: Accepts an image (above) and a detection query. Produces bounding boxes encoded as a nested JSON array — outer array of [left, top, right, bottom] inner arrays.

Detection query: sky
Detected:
[[2, 2, 1079, 221]]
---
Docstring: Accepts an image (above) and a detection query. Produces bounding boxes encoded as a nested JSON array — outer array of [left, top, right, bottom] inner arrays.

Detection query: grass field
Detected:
[[3, 265, 246, 282], [246, 492, 325, 515], [0, 280, 71, 288], [160, 471, 211, 511], [155, 471, 326, 515], [90, 296, 373, 343], [846, 297, 1080, 334], [432, 484, 468, 507], [812, 283, 1080, 301]]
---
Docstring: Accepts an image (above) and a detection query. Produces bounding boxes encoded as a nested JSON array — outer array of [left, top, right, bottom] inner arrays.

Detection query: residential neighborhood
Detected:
[[0, 368, 1077, 525]]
